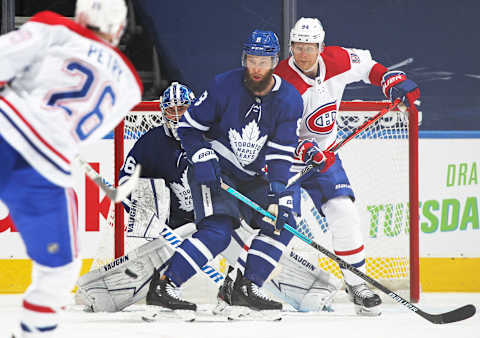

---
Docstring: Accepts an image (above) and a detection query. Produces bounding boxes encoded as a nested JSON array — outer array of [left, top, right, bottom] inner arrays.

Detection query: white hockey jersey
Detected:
[[0, 11, 143, 187], [274, 46, 387, 171]]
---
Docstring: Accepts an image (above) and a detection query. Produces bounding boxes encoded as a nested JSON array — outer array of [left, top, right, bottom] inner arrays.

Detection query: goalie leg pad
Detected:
[[264, 248, 341, 312], [76, 238, 174, 312]]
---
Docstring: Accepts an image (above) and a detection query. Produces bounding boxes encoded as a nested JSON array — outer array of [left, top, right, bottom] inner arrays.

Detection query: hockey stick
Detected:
[[75, 155, 141, 203], [220, 181, 476, 324], [286, 98, 403, 189]]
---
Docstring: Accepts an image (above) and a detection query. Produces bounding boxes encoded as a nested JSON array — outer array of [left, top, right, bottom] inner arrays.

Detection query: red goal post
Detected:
[[113, 100, 419, 302]]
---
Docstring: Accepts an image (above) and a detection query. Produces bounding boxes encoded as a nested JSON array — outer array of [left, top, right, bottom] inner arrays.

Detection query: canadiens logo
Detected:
[[305, 101, 337, 134], [350, 52, 360, 63], [229, 120, 267, 167], [170, 168, 193, 212]]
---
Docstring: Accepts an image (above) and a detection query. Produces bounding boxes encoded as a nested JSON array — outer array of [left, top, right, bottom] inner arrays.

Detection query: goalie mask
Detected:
[[160, 82, 195, 140], [241, 30, 280, 69], [75, 0, 128, 46]]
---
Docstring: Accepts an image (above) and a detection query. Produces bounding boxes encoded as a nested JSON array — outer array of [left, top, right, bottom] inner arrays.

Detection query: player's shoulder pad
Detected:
[[274, 58, 310, 95], [215, 68, 243, 86], [135, 126, 170, 148], [275, 75, 304, 119], [206, 68, 244, 103], [321, 46, 352, 81], [29, 11, 143, 94]]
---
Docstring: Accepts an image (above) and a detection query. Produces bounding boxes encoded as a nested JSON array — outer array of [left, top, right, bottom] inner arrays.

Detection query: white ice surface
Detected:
[[1, 292, 479, 338]]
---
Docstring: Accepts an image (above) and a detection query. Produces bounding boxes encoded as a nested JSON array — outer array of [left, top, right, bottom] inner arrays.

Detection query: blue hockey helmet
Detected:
[[160, 82, 195, 139], [242, 30, 280, 69]]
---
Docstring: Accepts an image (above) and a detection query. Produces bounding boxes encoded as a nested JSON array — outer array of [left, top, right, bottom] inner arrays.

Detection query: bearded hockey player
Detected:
[[145, 29, 305, 319], [274, 17, 420, 316]]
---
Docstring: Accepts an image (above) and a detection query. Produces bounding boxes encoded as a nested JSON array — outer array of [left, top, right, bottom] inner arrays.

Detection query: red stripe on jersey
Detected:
[[23, 300, 56, 313], [335, 245, 364, 256], [29, 11, 143, 94], [369, 63, 388, 87], [0, 96, 70, 165], [274, 58, 311, 95], [243, 244, 250, 251], [66, 188, 79, 258], [321, 46, 351, 82]]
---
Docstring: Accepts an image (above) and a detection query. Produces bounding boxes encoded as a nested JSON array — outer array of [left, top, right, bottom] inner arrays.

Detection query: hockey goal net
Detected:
[[101, 100, 419, 302]]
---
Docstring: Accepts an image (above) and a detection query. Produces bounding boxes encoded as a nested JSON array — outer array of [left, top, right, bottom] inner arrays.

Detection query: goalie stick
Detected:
[[75, 155, 141, 203], [286, 98, 404, 189], [220, 181, 476, 324]]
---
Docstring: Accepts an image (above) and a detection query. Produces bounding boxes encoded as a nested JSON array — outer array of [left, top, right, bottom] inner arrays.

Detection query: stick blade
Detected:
[[441, 304, 476, 324], [426, 304, 476, 324]]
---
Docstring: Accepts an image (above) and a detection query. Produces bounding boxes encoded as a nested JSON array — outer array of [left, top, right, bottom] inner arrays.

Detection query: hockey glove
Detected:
[[381, 70, 420, 108], [190, 148, 221, 191], [259, 186, 294, 235], [296, 139, 336, 173]]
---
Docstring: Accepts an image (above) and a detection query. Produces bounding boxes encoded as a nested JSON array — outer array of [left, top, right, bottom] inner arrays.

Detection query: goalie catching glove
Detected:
[[381, 70, 420, 108], [295, 139, 335, 173]]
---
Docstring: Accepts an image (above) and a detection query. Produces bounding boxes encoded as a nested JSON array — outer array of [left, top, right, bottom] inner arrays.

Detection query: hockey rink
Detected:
[[1, 292, 479, 338]]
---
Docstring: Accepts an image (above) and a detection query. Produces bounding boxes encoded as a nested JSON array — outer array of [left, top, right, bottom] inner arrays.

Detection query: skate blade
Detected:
[[227, 307, 282, 321], [142, 305, 196, 322], [354, 304, 382, 317], [212, 298, 230, 315]]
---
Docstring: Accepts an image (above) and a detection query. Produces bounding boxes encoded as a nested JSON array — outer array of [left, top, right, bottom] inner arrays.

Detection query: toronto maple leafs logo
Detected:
[[170, 169, 193, 212], [229, 120, 267, 167]]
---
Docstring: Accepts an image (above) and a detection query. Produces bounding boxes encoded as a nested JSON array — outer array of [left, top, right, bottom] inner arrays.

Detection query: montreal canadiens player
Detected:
[[274, 17, 420, 316], [0, 0, 142, 336], [146, 30, 304, 316]]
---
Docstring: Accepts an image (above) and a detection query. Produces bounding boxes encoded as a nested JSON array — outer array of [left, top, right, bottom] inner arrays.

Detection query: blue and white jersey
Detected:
[[0, 11, 142, 187], [178, 68, 303, 185], [119, 125, 193, 228]]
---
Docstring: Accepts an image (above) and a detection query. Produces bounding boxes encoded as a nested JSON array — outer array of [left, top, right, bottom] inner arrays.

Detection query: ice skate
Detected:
[[144, 269, 196, 321], [345, 282, 382, 316], [229, 275, 283, 321], [213, 274, 236, 315]]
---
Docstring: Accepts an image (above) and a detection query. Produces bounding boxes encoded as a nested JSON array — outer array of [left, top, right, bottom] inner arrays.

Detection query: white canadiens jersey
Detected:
[[0, 11, 142, 187], [275, 46, 385, 170]]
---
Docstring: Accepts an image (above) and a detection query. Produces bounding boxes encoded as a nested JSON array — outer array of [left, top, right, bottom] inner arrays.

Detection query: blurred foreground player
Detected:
[[0, 0, 142, 336]]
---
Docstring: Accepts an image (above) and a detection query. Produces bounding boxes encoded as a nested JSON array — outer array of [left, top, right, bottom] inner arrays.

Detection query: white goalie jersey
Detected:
[[274, 46, 387, 170], [0, 11, 142, 187]]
